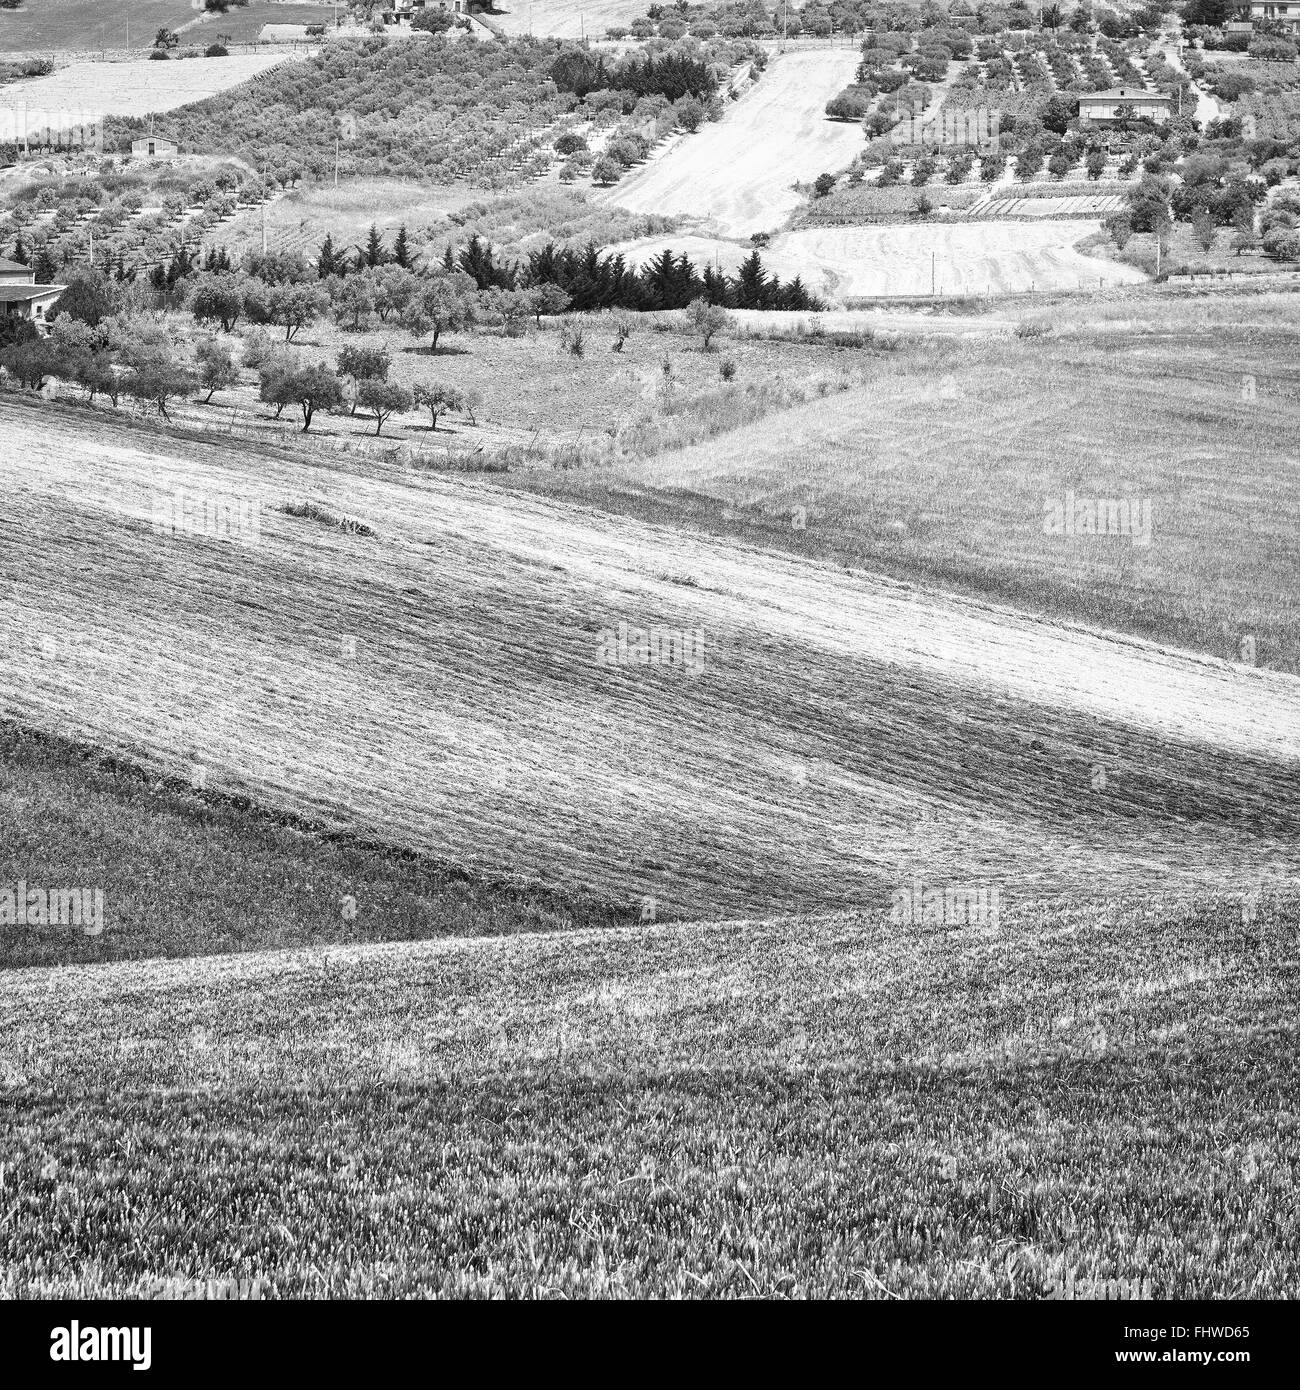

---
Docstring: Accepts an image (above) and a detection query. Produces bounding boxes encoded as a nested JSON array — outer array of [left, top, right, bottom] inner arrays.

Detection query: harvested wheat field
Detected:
[[776, 222, 1148, 299], [490, 0, 649, 38], [1, 398, 1296, 924], [603, 49, 866, 239], [0, 54, 293, 119]]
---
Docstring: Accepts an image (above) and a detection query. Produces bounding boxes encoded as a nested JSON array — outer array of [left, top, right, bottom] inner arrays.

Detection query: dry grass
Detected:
[[524, 303, 1300, 675], [1, 394, 1297, 926], [211, 180, 486, 266], [1, 894, 1296, 1296], [601, 49, 866, 239], [0, 0, 194, 53], [0, 54, 292, 117]]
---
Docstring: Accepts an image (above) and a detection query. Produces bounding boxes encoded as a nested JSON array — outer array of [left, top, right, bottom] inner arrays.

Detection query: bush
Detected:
[[684, 297, 731, 349], [205, 45, 229, 58]]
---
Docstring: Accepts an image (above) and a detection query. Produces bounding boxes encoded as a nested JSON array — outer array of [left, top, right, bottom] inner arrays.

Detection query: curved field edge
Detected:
[[1, 897, 1297, 1298], [0, 719, 637, 973]]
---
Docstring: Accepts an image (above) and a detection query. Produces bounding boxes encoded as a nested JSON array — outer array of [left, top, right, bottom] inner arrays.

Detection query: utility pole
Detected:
[[334, 135, 340, 187], [931, 251, 935, 297]]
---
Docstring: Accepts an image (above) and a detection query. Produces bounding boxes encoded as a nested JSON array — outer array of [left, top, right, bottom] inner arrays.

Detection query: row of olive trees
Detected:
[[0, 308, 470, 436], [185, 257, 571, 353]]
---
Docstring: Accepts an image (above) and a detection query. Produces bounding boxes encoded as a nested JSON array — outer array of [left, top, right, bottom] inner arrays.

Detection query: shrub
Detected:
[[719, 356, 736, 381], [684, 298, 731, 349]]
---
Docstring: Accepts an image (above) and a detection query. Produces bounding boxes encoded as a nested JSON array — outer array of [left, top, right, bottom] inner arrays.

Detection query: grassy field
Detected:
[[1, 894, 1296, 1296], [768, 222, 1146, 299], [0, 0, 194, 53], [2, 391, 1297, 931], [0, 53, 293, 117], [0, 719, 630, 972], [517, 292, 1300, 675], [211, 179, 486, 266]]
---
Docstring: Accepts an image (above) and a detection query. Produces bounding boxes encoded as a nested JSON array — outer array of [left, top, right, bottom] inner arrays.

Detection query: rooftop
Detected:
[[1080, 88, 1175, 102], [0, 258, 32, 275], [0, 283, 65, 303]]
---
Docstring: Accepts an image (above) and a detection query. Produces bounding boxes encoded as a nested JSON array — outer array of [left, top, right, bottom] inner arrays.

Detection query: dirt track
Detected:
[[603, 49, 865, 238], [2, 400, 1296, 918]]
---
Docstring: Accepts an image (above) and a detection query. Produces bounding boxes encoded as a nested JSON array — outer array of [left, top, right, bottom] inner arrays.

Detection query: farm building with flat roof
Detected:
[[1078, 88, 1176, 124]]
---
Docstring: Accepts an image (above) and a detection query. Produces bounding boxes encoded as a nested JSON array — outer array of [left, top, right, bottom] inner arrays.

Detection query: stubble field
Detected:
[[602, 49, 866, 239], [0, 53, 293, 118], [1, 394, 1297, 931]]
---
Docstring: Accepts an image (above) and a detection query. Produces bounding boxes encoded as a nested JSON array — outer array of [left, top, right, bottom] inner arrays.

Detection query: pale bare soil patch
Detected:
[[0, 54, 293, 118], [777, 222, 1148, 298], [601, 49, 865, 239], [2, 398, 1296, 922], [489, 0, 650, 39]]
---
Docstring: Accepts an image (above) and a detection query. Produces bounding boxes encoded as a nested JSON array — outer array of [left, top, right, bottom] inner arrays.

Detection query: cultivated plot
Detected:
[[2, 402, 1296, 924], [0, 53, 294, 119], [778, 221, 1148, 298], [602, 49, 866, 238]]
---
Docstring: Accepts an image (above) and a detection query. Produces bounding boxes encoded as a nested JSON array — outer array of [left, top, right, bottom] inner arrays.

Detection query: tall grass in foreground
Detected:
[[0, 896, 1295, 1296]]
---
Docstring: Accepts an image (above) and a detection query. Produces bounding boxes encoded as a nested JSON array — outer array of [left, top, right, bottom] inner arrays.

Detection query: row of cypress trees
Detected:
[[447, 235, 824, 312]]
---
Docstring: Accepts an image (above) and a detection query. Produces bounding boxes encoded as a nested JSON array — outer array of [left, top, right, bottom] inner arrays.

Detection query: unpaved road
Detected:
[[2, 400, 1296, 919], [602, 49, 866, 238]]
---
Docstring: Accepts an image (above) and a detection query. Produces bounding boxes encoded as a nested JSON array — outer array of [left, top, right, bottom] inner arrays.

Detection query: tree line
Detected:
[[447, 235, 825, 312]]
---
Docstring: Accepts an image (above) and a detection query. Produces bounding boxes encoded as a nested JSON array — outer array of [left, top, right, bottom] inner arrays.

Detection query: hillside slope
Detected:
[[1, 398, 1296, 922], [2, 896, 1296, 1296]]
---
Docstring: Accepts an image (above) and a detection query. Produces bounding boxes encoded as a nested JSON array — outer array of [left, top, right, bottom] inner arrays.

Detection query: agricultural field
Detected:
[[0, 53, 294, 120], [210, 178, 486, 265], [183, 3, 342, 46], [0, 0, 195, 53], [492, 0, 650, 39], [602, 48, 866, 238], [3, 390, 1297, 929], [525, 292, 1300, 675], [2, 894, 1297, 1296], [2, 0, 1299, 1319], [771, 221, 1146, 298]]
